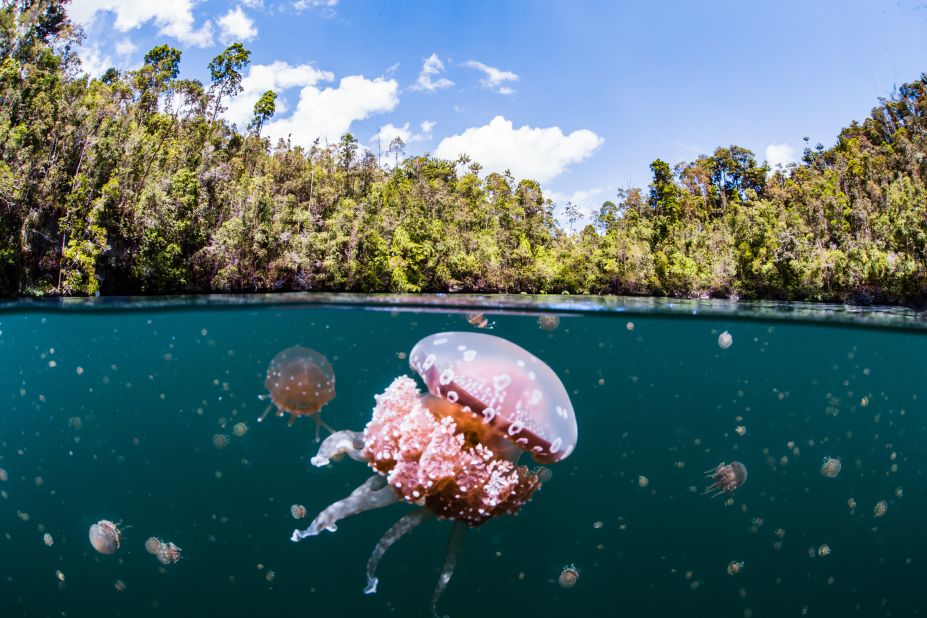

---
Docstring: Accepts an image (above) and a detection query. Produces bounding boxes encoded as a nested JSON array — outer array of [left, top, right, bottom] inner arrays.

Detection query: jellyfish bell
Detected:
[[291, 332, 578, 617], [89, 520, 122, 555], [408, 331, 578, 465], [704, 461, 747, 497], [820, 457, 842, 478], [259, 345, 336, 438]]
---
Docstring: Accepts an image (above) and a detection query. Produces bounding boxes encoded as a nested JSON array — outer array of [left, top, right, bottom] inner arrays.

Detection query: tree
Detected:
[[207, 42, 251, 125], [248, 89, 276, 136]]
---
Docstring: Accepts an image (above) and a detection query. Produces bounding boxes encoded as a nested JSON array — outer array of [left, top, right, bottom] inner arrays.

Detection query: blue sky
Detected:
[[70, 0, 927, 218]]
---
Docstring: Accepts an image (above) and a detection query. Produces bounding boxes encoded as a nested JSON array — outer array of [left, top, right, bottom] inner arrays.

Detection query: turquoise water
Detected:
[[1, 295, 925, 617]]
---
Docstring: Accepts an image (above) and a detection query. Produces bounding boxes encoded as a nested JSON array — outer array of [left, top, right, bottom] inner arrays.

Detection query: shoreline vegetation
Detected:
[[2, 3, 927, 306]]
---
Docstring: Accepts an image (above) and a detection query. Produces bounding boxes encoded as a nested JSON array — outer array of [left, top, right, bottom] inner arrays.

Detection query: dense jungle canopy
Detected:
[[2, 1, 927, 304]]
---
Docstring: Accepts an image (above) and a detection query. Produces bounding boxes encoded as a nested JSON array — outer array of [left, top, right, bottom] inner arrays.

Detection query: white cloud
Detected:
[[218, 6, 257, 44], [462, 60, 518, 94], [115, 38, 137, 57], [265, 75, 399, 145], [547, 187, 605, 223], [77, 44, 113, 77], [223, 61, 334, 130], [371, 119, 435, 146], [293, 0, 338, 11], [69, 0, 214, 47], [434, 116, 604, 183], [765, 143, 797, 169], [412, 53, 453, 92], [241, 0, 264, 7]]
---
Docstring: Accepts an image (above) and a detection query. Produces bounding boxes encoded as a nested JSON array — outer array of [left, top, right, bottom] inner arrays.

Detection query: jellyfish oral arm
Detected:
[[430, 520, 468, 618], [309, 430, 367, 467], [291, 475, 398, 541], [365, 509, 435, 595]]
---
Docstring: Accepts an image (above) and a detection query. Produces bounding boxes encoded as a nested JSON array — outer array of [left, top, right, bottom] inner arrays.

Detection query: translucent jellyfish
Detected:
[[89, 520, 122, 555], [291, 332, 578, 617], [727, 561, 744, 575], [144, 537, 161, 555], [43, 533, 53, 547], [259, 345, 336, 438], [820, 457, 841, 478], [156, 541, 182, 564], [233, 422, 248, 437], [290, 504, 307, 519], [537, 315, 560, 331], [559, 564, 579, 588], [818, 544, 831, 557], [465, 313, 490, 329], [718, 331, 733, 349], [874, 500, 888, 518], [704, 461, 747, 497]]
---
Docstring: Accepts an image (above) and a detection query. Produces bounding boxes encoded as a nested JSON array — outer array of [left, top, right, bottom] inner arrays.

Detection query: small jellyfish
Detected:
[[820, 457, 841, 478], [290, 504, 307, 519], [259, 346, 336, 438], [156, 541, 182, 565], [0, 468, 7, 482], [626, 321, 634, 331], [727, 561, 744, 575], [718, 331, 733, 349], [145, 537, 162, 555], [818, 544, 831, 557], [114, 580, 126, 592], [874, 500, 888, 518], [559, 564, 579, 588], [43, 533, 53, 547], [704, 461, 747, 497], [847, 498, 857, 512], [466, 313, 490, 329], [233, 422, 248, 437], [638, 475, 649, 488], [212, 434, 228, 449], [89, 520, 122, 555], [735, 425, 746, 436], [537, 315, 560, 331]]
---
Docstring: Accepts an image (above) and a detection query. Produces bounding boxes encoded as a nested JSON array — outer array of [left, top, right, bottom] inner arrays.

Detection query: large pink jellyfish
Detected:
[[291, 332, 578, 616]]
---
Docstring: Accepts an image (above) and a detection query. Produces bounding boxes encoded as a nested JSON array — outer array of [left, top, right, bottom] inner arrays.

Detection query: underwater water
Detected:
[[1, 294, 925, 618]]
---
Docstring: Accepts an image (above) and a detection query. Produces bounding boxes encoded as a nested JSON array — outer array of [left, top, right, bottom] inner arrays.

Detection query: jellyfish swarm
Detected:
[[704, 461, 747, 497], [259, 345, 336, 438], [291, 332, 578, 617]]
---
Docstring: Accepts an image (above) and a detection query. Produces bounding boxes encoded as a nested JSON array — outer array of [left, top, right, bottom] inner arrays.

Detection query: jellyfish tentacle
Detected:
[[257, 402, 275, 423], [310, 430, 367, 467], [291, 475, 398, 542], [312, 415, 337, 443], [430, 520, 468, 618], [365, 508, 435, 595]]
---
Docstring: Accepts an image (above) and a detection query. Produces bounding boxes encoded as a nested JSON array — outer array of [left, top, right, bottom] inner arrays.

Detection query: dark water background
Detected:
[[1, 297, 925, 617]]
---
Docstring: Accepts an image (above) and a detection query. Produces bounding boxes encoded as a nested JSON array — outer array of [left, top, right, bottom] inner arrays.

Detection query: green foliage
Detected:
[[1, 5, 927, 304]]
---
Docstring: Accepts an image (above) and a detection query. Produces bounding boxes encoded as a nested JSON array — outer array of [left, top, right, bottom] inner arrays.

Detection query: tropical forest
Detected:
[[2, 1, 926, 305]]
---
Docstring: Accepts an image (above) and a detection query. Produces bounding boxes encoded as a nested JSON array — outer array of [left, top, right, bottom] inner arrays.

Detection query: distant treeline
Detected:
[[2, 1, 927, 304]]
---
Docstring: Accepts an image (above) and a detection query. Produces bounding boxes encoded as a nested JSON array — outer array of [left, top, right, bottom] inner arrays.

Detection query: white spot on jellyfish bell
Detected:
[[531, 390, 543, 404], [463, 349, 477, 362], [550, 437, 562, 454], [422, 354, 436, 370], [493, 374, 512, 391], [432, 338, 448, 346]]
